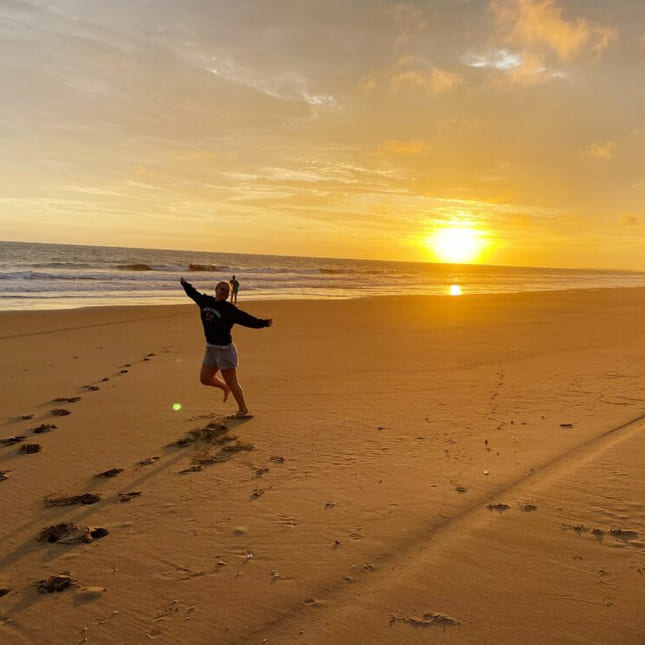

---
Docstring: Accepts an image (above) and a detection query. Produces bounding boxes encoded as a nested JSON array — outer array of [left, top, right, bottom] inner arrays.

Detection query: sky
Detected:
[[1, 0, 644, 269]]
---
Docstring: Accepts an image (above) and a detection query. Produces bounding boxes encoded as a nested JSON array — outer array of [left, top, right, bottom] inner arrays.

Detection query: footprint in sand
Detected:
[[0, 471, 10, 482], [304, 598, 323, 609], [32, 423, 57, 434], [95, 468, 124, 478], [53, 396, 81, 404], [178, 464, 204, 474], [0, 588, 10, 597], [1, 435, 26, 446], [44, 493, 101, 507], [486, 503, 510, 513], [118, 491, 142, 503], [37, 574, 76, 593], [136, 456, 160, 467], [38, 523, 109, 544], [20, 443, 41, 454], [390, 612, 460, 629], [84, 385, 100, 391], [50, 408, 71, 417]]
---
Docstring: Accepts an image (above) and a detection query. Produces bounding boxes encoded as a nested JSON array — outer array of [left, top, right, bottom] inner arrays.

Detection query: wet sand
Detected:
[[1, 290, 644, 644]]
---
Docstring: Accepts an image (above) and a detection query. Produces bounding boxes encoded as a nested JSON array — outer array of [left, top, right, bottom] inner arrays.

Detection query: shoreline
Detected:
[[3, 281, 645, 316], [1, 289, 644, 643]]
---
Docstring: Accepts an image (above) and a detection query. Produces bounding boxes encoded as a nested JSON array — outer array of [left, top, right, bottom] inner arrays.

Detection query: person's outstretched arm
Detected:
[[180, 277, 205, 305], [233, 308, 273, 329]]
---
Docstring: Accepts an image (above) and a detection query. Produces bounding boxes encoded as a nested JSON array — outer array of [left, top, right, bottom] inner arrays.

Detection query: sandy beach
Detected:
[[1, 289, 644, 644]]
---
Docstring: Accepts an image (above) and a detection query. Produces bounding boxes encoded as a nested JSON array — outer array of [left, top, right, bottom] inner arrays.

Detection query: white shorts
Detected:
[[203, 343, 238, 370]]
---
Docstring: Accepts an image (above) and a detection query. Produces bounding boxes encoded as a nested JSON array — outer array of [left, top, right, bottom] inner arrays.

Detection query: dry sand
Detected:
[[0, 289, 644, 644]]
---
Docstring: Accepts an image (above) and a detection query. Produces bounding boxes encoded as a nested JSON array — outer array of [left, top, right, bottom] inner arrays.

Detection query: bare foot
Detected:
[[227, 411, 254, 419], [222, 387, 230, 403]]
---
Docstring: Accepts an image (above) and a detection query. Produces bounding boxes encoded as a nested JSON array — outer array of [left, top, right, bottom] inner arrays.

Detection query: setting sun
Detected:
[[428, 227, 485, 264]]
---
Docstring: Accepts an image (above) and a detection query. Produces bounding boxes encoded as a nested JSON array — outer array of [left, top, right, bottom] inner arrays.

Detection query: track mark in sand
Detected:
[[241, 409, 645, 643], [0, 471, 10, 481], [519, 503, 538, 512], [0, 588, 10, 597], [53, 396, 81, 404], [390, 612, 460, 629], [50, 408, 71, 417], [44, 493, 101, 507], [486, 502, 510, 513]]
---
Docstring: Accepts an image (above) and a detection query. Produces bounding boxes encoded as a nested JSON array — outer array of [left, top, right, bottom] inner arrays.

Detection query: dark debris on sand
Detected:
[[44, 493, 101, 507]]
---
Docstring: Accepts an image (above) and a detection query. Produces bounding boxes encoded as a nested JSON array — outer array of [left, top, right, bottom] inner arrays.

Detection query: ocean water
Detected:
[[2, 240, 645, 311]]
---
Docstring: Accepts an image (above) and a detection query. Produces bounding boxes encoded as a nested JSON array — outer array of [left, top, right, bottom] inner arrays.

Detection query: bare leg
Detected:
[[199, 365, 230, 402], [221, 367, 251, 417]]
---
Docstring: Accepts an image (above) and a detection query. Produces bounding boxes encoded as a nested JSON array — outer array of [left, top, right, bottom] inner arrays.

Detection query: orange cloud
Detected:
[[587, 140, 616, 159], [375, 140, 431, 157], [490, 0, 618, 61], [390, 65, 463, 94]]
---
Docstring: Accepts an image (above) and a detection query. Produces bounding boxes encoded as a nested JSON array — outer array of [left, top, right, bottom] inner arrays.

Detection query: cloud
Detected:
[[363, 56, 464, 96], [490, 0, 618, 61], [375, 140, 431, 157], [464, 49, 524, 70], [587, 140, 616, 159]]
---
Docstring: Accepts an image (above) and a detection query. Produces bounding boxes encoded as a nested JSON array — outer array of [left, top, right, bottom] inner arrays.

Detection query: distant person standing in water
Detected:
[[180, 277, 272, 419], [230, 275, 240, 304]]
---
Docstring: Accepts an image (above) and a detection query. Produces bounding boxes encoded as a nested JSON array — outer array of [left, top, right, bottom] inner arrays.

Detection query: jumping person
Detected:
[[180, 277, 272, 418]]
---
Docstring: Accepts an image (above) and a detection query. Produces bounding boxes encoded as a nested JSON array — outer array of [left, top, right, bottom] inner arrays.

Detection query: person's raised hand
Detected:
[[180, 277, 187, 285]]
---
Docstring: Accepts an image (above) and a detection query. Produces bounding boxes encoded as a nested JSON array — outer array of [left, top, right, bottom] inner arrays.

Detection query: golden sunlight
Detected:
[[428, 227, 485, 264]]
